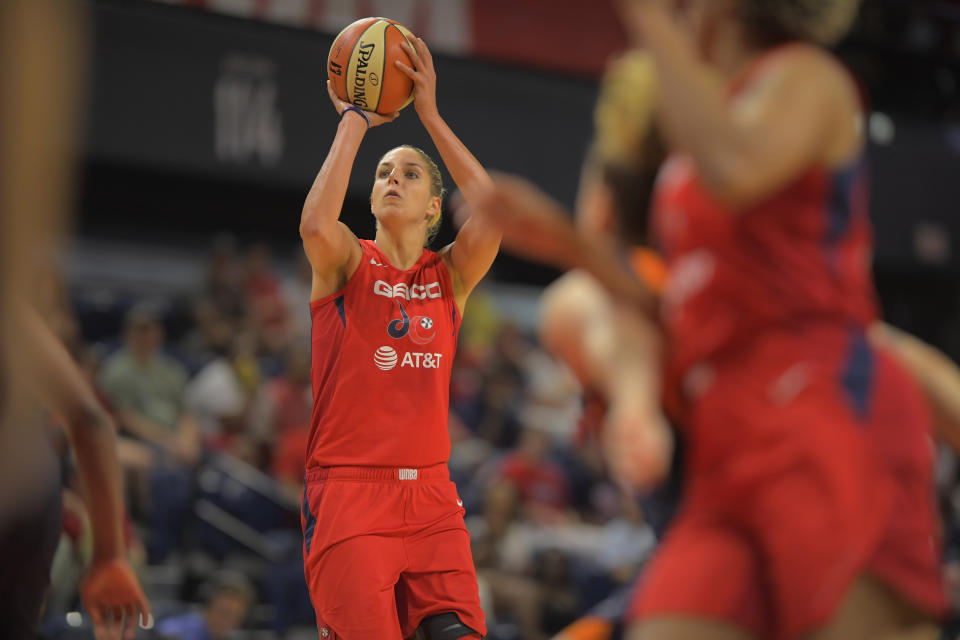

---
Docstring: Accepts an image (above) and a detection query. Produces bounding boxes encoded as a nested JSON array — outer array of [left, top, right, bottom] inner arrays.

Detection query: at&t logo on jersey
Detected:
[[374, 346, 398, 371], [374, 280, 441, 300], [373, 347, 443, 370]]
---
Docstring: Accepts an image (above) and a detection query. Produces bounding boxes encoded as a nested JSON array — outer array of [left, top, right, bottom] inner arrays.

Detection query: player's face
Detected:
[[371, 147, 438, 229]]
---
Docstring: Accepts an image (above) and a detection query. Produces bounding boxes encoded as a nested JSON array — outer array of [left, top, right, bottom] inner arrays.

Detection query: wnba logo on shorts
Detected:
[[374, 346, 398, 371]]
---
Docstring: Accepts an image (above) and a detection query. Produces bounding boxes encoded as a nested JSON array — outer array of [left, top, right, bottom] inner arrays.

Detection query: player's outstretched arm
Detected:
[[13, 304, 150, 640], [300, 84, 397, 294], [870, 322, 960, 453], [395, 37, 500, 304], [619, 1, 859, 211], [466, 174, 659, 317]]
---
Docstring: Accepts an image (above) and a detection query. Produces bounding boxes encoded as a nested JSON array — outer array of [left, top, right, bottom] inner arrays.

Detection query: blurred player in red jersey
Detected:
[[298, 37, 500, 640], [0, 1, 151, 638], [473, 51, 960, 640], [472, 0, 946, 638]]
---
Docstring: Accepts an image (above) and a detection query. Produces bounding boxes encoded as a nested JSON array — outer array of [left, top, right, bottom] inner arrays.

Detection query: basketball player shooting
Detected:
[[298, 34, 500, 640]]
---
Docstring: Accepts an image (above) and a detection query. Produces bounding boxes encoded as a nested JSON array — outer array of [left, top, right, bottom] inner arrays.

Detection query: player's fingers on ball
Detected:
[[99, 608, 114, 640], [400, 40, 419, 66], [88, 607, 106, 640], [394, 59, 414, 77], [113, 607, 127, 640], [418, 38, 434, 65], [326, 81, 340, 104], [122, 604, 138, 640], [135, 592, 152, 623], [415, 37, 432, 64]]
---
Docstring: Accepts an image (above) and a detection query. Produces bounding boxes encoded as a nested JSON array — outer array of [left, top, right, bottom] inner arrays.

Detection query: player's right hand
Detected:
[[327, 81, 398, 127], [80, 557, 152, 640]]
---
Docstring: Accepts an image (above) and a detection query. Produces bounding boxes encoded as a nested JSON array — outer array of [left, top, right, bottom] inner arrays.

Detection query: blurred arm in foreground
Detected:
[[12, 304, 151, 640]]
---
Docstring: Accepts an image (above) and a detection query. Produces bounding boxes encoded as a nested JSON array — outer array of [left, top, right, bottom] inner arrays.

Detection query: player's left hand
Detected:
[[80, 558, 152, 640], [395, 36, 438, 119]]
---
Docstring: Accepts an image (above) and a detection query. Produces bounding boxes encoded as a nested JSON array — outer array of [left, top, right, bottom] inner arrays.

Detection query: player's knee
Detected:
[[417, 613, 480, 640]]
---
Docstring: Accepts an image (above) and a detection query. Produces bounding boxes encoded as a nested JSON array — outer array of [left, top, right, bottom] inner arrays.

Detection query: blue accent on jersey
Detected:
[[334, 295, 346, 327], [826, 163, 857, 246], [841, 329, 874, 419], [302, 485, 317, 557], [388, 300, 410, 338]]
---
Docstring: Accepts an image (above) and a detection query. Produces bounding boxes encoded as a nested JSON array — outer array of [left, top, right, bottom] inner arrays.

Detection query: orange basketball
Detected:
[[327, 17, 416, 116]]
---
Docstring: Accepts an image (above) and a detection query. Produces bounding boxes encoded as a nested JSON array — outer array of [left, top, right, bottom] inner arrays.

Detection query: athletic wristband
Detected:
[[340, 105, 370, 128]]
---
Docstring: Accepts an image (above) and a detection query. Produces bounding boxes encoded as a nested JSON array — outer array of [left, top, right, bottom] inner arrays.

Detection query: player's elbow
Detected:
[[299, 216, 324, 241]]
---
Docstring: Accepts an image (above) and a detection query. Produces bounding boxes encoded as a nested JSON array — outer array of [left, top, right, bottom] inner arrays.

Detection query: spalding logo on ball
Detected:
[[328, 17, 416, 115]]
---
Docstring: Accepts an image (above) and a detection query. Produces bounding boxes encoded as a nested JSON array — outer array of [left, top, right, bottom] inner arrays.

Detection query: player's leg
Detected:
[[624, 506, 766, 640], [626, 617, 757, 640], [398, 481, 486, 640], [552, 616, 617, 640], [802, 575, 936, 640], [305, 534, 406, 640], [863, 349, 945, 639], [797, 351, 942, 640], [301, 477, 408, 640]]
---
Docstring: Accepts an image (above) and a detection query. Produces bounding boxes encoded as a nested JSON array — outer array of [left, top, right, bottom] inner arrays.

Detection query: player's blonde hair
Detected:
[[588, 51, 665, 244], [591, 51, 661, 171], [737, 0, 863, 46]]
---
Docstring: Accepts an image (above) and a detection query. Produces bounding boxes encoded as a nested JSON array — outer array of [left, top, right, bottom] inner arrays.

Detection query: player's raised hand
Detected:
[[395, 36, 438, 120], [326, 80, 398, 127], [80, 558, 152, 640]]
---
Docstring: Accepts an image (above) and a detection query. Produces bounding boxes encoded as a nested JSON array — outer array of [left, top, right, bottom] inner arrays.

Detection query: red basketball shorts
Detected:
[[300, 464, 486, 640], [629, 329, 944, 640]]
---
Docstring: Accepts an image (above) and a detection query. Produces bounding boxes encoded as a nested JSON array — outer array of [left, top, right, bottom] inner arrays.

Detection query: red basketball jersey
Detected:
[[651, 56, 877, 381], [306, 239, 461, 468]]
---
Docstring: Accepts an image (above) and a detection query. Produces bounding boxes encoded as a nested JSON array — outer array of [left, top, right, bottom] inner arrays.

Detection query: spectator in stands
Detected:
[[249, 345, 312, 491], [281, 253, 313, 346], [99, 303, 201, 560], [202, 234, 245, 324], [156, 571, 255, 640], [243, 242, 288, 354], [99, 303, 201, 466], [250, 344, 311, 439], [498, 426, 572, 517], [185, 329, 261, 463], [181, 300, 235, 371]]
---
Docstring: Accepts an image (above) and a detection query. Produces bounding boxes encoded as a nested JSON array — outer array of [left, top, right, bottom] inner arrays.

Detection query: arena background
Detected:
[[39, 0, 960, 638]]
